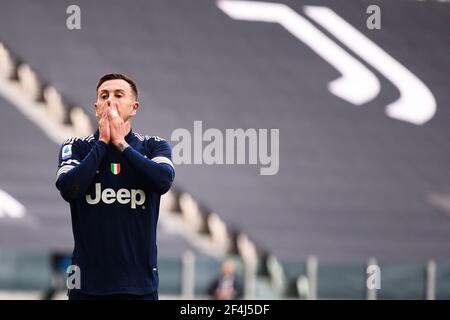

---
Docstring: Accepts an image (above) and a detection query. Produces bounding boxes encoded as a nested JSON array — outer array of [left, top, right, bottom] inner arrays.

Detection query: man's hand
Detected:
[[108, 103, 129, 151], [98, 111, 110, 144]]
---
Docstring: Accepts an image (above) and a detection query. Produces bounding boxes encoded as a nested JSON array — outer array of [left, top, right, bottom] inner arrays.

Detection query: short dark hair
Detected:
[[96, 73, 138, 99]]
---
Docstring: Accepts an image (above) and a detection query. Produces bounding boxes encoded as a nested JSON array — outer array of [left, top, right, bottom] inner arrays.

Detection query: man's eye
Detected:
[[116, 94, 123, 98]]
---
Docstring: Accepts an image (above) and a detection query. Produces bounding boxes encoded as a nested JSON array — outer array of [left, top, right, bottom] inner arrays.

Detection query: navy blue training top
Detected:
[[55, 129, 175, 295]]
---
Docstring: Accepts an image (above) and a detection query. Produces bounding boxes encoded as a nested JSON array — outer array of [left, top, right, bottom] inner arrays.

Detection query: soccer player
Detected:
[[55, 74, 175, 300]]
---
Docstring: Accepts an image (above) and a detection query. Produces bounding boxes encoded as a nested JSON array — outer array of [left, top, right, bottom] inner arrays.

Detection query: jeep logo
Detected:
[[86, 183, 146, 209]]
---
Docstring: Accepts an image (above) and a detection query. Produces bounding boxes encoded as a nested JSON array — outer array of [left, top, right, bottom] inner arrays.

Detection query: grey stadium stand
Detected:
[[1, 0, 450, 298]]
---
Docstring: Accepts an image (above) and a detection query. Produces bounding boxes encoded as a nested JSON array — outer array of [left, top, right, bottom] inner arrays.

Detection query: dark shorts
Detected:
[[68, 290, 159, 300]]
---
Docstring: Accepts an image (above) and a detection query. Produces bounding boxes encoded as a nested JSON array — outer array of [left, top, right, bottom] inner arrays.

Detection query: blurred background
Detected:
[[0, 0, 449, 299]]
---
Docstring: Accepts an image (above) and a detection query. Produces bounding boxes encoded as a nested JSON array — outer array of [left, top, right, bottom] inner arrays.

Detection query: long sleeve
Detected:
[[56, 140, 108, 202], [122, 145, 175, 195]]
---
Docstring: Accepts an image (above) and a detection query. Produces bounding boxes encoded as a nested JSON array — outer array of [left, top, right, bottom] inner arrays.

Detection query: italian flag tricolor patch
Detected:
[[111, 163, 121, 175]]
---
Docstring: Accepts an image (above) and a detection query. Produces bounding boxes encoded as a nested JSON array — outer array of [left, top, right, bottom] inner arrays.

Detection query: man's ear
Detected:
[[130, 101, 139, 117], [94, 103, 100, 119]]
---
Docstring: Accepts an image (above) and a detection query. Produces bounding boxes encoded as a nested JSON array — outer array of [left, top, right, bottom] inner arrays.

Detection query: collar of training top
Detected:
[[93, 128, 134, 142]]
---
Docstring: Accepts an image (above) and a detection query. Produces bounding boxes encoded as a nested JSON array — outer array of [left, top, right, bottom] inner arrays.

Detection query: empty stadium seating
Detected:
[[1, 0, 450, 299]]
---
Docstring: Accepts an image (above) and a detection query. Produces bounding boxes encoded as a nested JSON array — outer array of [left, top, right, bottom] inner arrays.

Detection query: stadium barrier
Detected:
[[0, 248, 449, 300]]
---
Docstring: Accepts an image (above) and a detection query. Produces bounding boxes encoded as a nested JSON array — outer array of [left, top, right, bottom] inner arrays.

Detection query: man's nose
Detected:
[[106, 97, 118, 106]]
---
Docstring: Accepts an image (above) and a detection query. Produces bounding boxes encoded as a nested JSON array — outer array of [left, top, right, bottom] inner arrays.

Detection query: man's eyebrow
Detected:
[[98, 89, 126, 94]]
